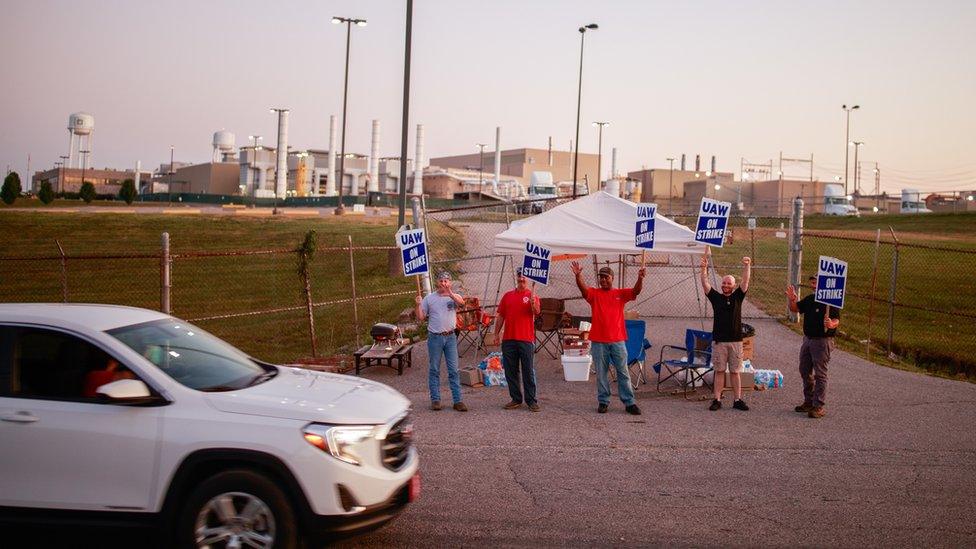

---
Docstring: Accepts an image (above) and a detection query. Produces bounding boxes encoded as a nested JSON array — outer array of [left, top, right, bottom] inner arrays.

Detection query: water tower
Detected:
[[212, 131, 236, 162], [67, 112, 95, 169]]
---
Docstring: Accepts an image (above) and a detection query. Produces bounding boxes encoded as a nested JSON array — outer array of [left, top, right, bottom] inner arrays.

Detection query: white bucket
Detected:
[[562, 355, 592, 381]]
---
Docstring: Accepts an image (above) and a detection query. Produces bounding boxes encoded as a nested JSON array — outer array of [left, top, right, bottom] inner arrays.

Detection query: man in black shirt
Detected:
[[700, 247, 752, 411], [787, 276, 841, 419]]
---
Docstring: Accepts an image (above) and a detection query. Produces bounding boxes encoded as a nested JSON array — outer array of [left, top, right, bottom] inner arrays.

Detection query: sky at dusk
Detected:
[[2, 0, 975, 192]]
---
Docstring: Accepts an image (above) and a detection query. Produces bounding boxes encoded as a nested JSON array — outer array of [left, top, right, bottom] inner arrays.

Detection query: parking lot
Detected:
[[341, 317, 976, 548]]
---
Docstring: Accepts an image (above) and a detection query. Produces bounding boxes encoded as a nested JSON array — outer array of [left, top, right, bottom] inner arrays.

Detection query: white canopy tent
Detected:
[[493, 191, 706, 256]]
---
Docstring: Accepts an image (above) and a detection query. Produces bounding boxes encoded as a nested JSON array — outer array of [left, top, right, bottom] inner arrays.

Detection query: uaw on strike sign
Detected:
[[695, 197, 731, 247], [396, 228, 428, 277], [635, 203, 657, 249], [815, 256, 847, 309], [521, 240, 551, 285]]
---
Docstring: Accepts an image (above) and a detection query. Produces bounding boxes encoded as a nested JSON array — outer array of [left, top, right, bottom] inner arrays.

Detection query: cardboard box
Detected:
[[721, 371, 755, 393], [460, 367, 484, 387], [741, 336, 754, 361]]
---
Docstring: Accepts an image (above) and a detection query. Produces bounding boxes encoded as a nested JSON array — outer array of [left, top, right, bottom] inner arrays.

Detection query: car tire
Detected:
[[176, 469, 299, 549]]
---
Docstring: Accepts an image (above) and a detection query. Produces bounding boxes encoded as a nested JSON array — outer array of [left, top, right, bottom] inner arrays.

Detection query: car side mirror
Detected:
[[96, 379, 162, 405]]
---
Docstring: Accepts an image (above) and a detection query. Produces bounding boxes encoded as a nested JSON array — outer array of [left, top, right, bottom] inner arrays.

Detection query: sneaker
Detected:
[[794, 403, 814, 413], [708, 399, 722, 411], [732, 399, 750, 411], [597, 403, 608, 414], [528, 403, 541, 412], [430, 401, 442, 411], [453, 402, 468, 412], [808, 406, 826, 419], [625, 404, 642, 416], [503, 401, 522, 410]]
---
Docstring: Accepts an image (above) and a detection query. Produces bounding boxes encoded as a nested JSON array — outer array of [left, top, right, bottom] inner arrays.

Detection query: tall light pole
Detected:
[[592, 121, 609, 188], [476, 142, 487, 197], [332, 15, 367, 215], [842, 104, 860, 196], [851, 140, 864, 194], [396, 0, 414, 228], [666, 157, 675, 215], [572, 23, 598, 199]]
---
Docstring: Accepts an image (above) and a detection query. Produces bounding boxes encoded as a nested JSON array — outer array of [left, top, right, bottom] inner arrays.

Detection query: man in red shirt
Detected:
[[571, 262, 646, 415], [490, 268, 542, 411]]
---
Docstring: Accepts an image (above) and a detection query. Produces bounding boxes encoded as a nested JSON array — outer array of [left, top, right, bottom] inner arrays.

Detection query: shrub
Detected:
[[1, 172, 22, 205], [38, 181, 55, 204], [79, 182, 96, 203]]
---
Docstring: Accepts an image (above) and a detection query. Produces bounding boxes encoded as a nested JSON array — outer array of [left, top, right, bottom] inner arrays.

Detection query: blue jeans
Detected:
[[592, 341, 635, 406], [502, 340, 537, 405], [427, 333, 462, 404]]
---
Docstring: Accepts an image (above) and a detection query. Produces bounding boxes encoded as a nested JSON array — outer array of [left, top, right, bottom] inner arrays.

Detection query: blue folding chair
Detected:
[[653, 329, 713, 399], [609, 319, 652, 391]]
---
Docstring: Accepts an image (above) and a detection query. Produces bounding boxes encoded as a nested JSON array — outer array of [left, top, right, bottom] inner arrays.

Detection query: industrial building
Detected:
[[31, 167, 151, 195], [430, 147, 599, 196]]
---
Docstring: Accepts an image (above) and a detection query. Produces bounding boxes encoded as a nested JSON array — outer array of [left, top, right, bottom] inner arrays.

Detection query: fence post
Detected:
[[55, 240, 68, 303], [886, 227, 900, 357], [412, 197, 432, 294], [160, 232, 171, 314], [865, 229, 881, 358], [787, 198, 803, 322], [297, 231, 318, 358], [348, 235, 360, 349]]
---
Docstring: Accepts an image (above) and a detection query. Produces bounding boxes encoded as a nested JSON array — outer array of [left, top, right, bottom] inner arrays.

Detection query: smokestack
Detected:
[[695, 154, 701, 172], [680, 154, 686, 171], [494, 126, 501, 195], [274, 110, 289, 199], [611, 147, 618, 179], [368, 120, 380, 194], [412, 124, 424, 195], [134, 160, 141, 192], [548, 136, 553, 166], [326, 115, 337, 196], [711, 155, 716, 174]]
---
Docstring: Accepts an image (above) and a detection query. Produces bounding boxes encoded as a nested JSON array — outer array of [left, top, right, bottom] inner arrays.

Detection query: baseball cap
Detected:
[[598, 267, 614, 277], [515, 267, 525, 277], [437, 271, 452, 281]]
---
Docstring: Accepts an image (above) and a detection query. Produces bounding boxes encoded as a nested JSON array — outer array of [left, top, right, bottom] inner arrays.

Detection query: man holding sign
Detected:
[[570, 262, 646, 416], [700, 247, 752, 412], [786, 260, 843, 419], [415, 271, 468, 412]]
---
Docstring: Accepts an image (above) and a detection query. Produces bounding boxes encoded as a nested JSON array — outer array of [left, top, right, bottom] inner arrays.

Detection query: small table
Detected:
[[354, 344, 414, 376]]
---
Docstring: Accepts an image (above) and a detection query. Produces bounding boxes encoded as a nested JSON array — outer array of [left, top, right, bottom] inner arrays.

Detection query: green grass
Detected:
[[0, 212, 465, 363]]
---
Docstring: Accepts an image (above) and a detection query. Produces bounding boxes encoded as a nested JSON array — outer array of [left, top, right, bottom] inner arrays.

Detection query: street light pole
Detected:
[[851, 140, 864, 195], [476, 143, 487, 198], [592, 121, 609, 189], [572, 23, 598, 199], [666, 157, 675, 215], [332, 15, 367, 215], [842, 104, 860, 196]]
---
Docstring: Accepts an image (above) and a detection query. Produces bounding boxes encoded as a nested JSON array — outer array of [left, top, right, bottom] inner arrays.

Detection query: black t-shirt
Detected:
[[797, 294, 840, 337], [707, 287, 746, 342]]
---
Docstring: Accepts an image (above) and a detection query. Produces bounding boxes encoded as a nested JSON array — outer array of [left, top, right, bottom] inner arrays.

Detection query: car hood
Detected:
[[205, 367, 411, 424]]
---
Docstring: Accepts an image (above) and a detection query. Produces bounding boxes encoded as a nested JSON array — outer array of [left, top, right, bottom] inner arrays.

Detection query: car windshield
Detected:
[[107, 319, 273, 391]]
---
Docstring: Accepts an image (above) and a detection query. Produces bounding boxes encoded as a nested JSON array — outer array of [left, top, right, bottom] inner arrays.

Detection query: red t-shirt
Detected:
[[586, 287, 635, 343], [497, 289, 540, 343]]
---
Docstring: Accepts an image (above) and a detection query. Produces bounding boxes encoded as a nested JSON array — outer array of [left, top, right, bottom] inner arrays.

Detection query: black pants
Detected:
[[502, 340, 537, 405]]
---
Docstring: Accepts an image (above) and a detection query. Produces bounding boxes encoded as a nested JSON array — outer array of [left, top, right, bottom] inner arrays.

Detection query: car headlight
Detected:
[[303, 424, 376, 466]]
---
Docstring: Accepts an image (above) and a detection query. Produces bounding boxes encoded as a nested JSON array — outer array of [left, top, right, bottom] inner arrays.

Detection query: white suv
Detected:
[[0, 304, 419, 548]]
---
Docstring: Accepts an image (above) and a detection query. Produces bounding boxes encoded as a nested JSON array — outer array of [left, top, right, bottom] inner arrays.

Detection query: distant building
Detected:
[[430, 148, 600, 195], [32, 167, 150, 195], [169, 162, 241, 195]]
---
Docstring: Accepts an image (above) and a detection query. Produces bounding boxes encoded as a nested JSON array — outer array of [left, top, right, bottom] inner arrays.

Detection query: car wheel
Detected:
[[178, 469, 298, 549]]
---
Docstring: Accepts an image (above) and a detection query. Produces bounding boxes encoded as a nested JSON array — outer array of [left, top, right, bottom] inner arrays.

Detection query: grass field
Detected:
[[0, 211, 464, 363]]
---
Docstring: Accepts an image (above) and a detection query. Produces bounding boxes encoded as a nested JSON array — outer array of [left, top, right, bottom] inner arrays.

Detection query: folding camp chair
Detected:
[[653, 329, 713, 399], [534, 298, 568, 359], [456, 297, 484, 357], [607, 319, 653, 391]]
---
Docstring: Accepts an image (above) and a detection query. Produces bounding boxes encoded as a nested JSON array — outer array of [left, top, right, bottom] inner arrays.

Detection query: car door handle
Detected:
[[1, 412, 39, 423]]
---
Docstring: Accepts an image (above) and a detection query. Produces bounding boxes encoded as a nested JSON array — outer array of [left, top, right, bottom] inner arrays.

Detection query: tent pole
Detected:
[[693, 252, 706, 330]]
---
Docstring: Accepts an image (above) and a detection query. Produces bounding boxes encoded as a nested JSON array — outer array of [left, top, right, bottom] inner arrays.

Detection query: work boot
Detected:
[[503, 401, 522, 410], [625, 404, 642, 416], [430, 401, 442, 411], [732, 399, 750, 411], [794, 402, 814, 413], [453, 402, 469, 412], [808, 406, 826, 419], [709, 399, 722, 411], [597, 403, 608, 414], [528, 403, 541, 412]]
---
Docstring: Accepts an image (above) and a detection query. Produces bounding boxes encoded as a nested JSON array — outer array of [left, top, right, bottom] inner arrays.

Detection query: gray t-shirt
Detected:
[[422, 293, 458, 334]]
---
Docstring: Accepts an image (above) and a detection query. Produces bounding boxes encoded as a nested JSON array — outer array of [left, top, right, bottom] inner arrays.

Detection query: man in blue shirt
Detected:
[[416, 271, 468, 411]]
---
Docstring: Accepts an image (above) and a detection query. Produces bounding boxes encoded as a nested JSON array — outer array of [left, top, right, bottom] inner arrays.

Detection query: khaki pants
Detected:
[[799, 336, 832, 407], [711, 341, 743, 373]]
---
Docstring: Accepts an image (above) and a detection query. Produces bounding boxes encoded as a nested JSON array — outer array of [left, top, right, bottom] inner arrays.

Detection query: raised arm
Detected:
[[633, 267, 647, 296], [741, 256, 752, 293], [570, 261, 588, 299], [699, 249, 712, 294], [785, 285, 799, 313], [530, 282, 541, 315], [414, 294, 426, 322]]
